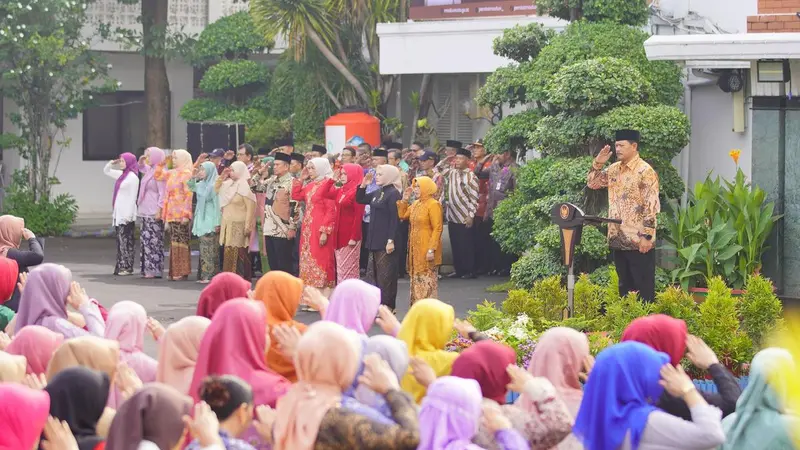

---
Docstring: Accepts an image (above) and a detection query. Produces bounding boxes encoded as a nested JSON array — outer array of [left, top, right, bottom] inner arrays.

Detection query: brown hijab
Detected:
[[0, 351, 26, 382], [105, 383, 192, 450], [254, 271, 307, 382], [46, 336, 120, 381], [0, 215, 24, 256]]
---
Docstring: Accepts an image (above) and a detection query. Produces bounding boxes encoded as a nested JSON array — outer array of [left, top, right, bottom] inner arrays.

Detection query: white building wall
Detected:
[[4, 54, 193, 222], [683, 82, 753, 186]]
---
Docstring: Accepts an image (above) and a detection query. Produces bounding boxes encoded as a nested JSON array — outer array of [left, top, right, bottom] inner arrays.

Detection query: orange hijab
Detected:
[[254, 271, 307, 382]]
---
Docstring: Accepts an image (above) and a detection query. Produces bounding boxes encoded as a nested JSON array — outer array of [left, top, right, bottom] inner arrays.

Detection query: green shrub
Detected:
[[740, 275, 783, 348], [587, 331, 615, 356], [529, 113, 597, 157], [483, 109, 541, 154], [486, 281, 515, 293], [492, 23, 555, 63], [697, 277, 743, 357], [502, 289, 539, 319], [476, 65, 530, 109], [606, 265, 620, 301], [510, 247, 565, 290], [589, 264, 614, 287], [604, 291, 650, 340], [179, 98, 229, 122], [546, 57, 651, 114], [525, 22, 683, 106], [574, 274, 604, 320], [3, 170, 78, 236], [193, 11, 274, 64], [652, 286, 700, 334], [535, 0, 649, 26], [199, 59, 271, 93], [466, 300, 505, 332], [595, 104, 691, 163], [531, 275, 568, 321]]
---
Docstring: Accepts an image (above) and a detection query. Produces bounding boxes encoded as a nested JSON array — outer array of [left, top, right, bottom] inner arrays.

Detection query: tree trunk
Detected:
[[306, 27, 371, 107], [142, 0, 171, 149], [409, 73, 431, 142]]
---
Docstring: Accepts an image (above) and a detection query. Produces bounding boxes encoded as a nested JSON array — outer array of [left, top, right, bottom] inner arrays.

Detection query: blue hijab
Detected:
[[191, 161, 221, 237], [573, 341, 669, 450]]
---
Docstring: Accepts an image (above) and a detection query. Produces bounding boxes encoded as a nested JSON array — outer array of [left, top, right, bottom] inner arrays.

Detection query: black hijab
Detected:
[[45, 366, 110, 450]]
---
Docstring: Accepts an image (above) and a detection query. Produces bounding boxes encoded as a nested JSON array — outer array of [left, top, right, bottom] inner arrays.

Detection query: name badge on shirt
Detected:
[[495, 181, 502, 191]]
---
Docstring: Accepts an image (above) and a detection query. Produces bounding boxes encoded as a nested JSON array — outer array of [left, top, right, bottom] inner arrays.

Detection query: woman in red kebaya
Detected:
[[292, 158, 337, 294], [325, 163, 366, 283]]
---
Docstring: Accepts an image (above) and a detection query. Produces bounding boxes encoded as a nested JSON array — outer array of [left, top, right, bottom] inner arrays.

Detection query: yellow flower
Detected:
[[729, 149, 741, 165]]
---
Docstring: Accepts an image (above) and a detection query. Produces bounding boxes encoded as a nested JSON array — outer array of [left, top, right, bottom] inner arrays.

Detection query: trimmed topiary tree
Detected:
[[180, 12, 273, 130], [478, 4, 689, 287]]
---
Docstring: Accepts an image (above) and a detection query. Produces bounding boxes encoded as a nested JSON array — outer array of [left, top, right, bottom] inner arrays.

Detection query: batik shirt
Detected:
[[255, 173, 296, 239], [436, 160, 479, 225], [587, 154, 660, 251]]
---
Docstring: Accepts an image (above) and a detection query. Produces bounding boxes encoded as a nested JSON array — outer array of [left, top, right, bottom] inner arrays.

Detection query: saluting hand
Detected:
[[595, 145, 612, 165]]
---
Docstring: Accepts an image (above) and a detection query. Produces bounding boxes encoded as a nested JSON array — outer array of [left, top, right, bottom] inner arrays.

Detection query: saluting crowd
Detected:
[[0, 135, 796, 450], [97, 137, 518, 310]]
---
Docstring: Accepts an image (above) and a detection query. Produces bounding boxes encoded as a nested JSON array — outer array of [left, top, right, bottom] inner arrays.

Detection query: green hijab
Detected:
[[191, 161, 221, 237], [721, 347, 796, 450]]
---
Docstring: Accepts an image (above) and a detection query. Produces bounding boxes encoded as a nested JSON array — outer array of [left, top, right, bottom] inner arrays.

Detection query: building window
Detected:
[[83, 91, 165, 161], [434, 75, 475, 144]]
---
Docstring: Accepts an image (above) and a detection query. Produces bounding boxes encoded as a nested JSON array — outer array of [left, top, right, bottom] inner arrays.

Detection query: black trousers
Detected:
[[614, 249, 656, 302], [474, 217, 492, 274], [449, 222, 476, 276], [397, 220, 410, 277], [367, 250, 399, 310], [265, 236, 297, 276], [250, 251, 263, 275], [359, 220, 370, 272]]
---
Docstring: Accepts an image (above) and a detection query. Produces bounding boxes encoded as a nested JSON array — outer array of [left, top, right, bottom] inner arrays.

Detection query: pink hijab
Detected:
[[273, 321, 361, 450], [189, 299, 291, 407], [0, 384, 51, 450], [324, 279, 381, 335], [104, 301, 157, 407], [156, 316, 211, 395], [522, 327, 589, 417], [5, 325, 64, 374], [138, 147, 166, 205]]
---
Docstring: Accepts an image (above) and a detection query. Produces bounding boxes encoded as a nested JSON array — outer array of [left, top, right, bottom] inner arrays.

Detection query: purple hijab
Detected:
[[15, 263, 71, 331], [418, 376, 485, 450], [113, 152, 139, 207], [324, 279, 381, 335], [138, 147, 165, 206]]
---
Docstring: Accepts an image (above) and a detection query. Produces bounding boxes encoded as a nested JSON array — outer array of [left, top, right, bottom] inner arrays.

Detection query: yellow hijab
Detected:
[[398, 298, 458, 402]]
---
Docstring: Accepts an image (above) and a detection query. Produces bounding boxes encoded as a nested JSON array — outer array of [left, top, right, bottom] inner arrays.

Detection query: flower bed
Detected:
[[450, 272, 784, 379]]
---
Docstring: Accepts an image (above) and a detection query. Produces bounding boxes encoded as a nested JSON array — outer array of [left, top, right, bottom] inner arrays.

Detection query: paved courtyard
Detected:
[[43, 237, 508, 356]]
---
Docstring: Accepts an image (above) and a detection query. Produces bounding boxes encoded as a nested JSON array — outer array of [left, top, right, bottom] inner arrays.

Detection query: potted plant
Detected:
[[663, 150, 781, 297]]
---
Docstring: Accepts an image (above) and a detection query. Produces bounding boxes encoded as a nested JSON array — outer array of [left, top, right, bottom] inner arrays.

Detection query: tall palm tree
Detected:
[[251, 0, 402, 114], [251, 0, 371, 106]]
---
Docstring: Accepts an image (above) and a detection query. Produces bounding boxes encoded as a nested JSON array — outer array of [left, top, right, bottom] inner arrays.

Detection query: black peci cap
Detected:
[[387, 142, 403, 150], [446, 140, 463, 149], [290, 153, 305, 163], [615, 129, 641, 143], [274, 152, 291, 163], [456, 148, 472, 158], [311, 144, 327, 155], [372, 149, 388, 158]]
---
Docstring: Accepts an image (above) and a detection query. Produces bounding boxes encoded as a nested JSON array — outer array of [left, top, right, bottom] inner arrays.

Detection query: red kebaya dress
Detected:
[[323, 164, 366, 283], [292, 178, 337, 288]]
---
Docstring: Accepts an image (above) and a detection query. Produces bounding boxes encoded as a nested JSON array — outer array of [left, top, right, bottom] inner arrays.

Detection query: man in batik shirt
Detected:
[[587, 129, 660, 302]]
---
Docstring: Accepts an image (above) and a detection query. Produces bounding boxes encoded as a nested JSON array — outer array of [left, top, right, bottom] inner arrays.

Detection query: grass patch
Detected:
[[486, 281, 515, 293]]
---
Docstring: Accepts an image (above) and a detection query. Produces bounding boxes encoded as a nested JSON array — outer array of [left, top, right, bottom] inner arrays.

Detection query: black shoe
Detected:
[[461, 273, 477, 279], [446, 272, 461, 279]]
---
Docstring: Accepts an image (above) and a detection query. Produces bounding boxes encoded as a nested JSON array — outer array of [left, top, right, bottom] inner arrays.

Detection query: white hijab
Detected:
[[309, 157, 333, 181], [219, 161, 256, 208], [377, 164, 402, 192]]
